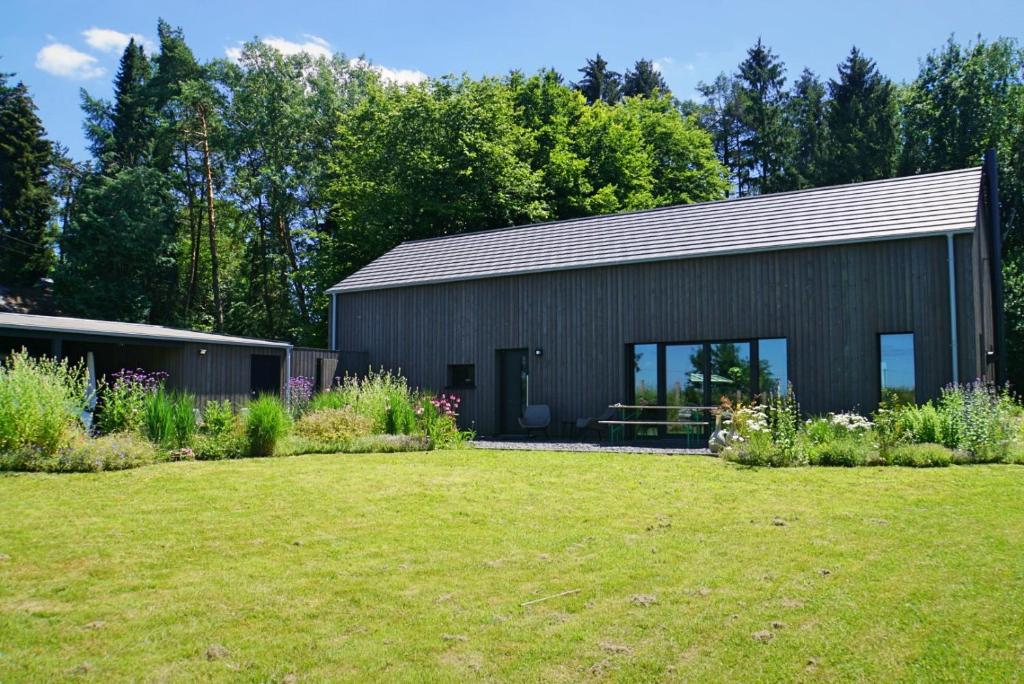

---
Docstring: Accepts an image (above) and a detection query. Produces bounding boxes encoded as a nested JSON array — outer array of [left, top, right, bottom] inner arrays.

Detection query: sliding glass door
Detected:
[[628, 338, 789, 432]]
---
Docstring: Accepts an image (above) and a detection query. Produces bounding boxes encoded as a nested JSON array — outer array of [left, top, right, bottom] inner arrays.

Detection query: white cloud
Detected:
[[654, 56, 696, 75], [227, 34, 333, 60], [35, 43, 104, 79], [351, 58, 427, 85], [226, 36, 427, 85], [82, 27, 153, 53]]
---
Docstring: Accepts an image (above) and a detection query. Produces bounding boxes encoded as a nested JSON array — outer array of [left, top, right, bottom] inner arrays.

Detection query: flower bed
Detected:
[[719, 382, 1024, 467], [0, 354, 473, 473]]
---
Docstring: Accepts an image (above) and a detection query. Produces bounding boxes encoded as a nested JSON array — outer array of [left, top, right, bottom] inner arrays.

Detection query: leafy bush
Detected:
[[142, 389, 196, 448], [1, 432, 159, 473], [887, 443, 954, 468], [190, 400, 246, 460], [875, 383, 1019, 462], [94, 368, 167, 435], [192, 430, 246, 460], [200, 399, 236, 435], [316, 369, 418, 434], [806, 437, 872, 467], [294, 407, 374, 445], [246, 395, 291, 457], [0, 350, 88, 456]]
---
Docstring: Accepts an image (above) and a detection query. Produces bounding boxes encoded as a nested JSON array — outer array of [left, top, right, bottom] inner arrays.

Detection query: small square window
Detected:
[[447, 364, 475, 389]]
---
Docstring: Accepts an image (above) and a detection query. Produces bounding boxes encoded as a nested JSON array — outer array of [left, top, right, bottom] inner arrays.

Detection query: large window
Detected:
[[632, 344, 659, 405], [880, 333, 915, 403], [758, 338, 789, 396], [628, 338, 789, 413], [710, 342, 751, 406]]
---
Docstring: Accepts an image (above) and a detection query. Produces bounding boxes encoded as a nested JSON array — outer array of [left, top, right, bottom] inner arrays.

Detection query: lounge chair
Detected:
[[518, 404, 551, 437]]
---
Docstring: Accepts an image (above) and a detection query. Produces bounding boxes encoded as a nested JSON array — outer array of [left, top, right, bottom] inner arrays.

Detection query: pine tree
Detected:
[[823, 47, 897, 184], [787, 68, 828, 189], [623, 59, 669, 98], [697, 74, 746, 196], [735, 38, 790, 194], [56, 168, 178, 322], [0, 75, 55, 285], [109, 39, 155, 170], [148, 20, 220, 326], [574, 54, 622, 104]]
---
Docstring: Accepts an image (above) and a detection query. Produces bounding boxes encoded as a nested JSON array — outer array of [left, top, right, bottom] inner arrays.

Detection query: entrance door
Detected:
[[250, 354, 282, 397], [497, 349, 528, 434]]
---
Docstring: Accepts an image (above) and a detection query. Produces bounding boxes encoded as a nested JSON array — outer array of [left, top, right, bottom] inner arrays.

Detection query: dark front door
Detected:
[[250, 354, 281, 397], [497, 348, 528, 434]]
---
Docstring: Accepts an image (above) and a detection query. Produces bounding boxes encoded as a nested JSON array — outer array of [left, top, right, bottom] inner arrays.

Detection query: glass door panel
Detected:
[[710, 342, 751, 407], [632, 343, 659, 406], [758, 338, 788, 396], [665, 344, 706, 435]]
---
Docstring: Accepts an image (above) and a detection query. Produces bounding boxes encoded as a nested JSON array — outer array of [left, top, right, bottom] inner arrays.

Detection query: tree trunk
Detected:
[[276, 212, 310, 324], [181, 144, 201, 318], [254, 193, 276, 332], [197, 105, 224, 329]]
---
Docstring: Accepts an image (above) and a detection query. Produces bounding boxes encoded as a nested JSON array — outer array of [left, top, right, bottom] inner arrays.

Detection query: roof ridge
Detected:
[[394, 166, 982, 249], [328, 166, 983, 293]]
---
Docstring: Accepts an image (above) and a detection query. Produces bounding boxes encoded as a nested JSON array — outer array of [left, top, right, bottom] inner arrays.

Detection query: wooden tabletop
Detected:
[[609, 404, 718, 410]]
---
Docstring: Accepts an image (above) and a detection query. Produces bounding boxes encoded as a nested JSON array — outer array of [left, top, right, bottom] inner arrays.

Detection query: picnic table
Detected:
[[599, 403, 715, 447]]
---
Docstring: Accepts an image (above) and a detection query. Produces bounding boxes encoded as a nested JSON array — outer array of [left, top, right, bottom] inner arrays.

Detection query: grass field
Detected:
[[1, 450, 1023, 682]]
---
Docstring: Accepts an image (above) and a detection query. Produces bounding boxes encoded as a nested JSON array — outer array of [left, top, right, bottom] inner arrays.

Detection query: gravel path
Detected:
[[471, 439, 711, 455]]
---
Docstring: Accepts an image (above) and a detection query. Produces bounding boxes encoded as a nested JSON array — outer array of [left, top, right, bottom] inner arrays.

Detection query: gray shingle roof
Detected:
[[329, 166, 983, 293], [0, 313, 291, 348]]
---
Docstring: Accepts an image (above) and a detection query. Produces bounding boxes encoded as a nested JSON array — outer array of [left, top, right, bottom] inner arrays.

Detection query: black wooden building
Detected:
[[327, 160, 1004, 436]]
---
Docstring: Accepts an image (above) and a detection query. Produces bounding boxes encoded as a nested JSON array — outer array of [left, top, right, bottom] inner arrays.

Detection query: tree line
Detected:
[[1, 25, 1022, 381]]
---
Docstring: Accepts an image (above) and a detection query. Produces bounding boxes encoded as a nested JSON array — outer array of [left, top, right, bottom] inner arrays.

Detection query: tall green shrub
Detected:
[[0, 350, 88, 455], [246, 395, 291, 456], [142, 389, 196, 448]]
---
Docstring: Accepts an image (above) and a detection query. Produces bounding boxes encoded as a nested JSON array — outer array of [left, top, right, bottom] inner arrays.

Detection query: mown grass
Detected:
[[1, 450, 1022, 682]]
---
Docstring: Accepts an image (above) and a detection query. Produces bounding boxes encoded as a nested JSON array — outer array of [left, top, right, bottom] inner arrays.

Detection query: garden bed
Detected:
[[0, 351, 471, 472]]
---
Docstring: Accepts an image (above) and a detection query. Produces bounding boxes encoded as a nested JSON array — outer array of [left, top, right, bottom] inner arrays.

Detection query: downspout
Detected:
[[329, 292, 337, 351], [285, 345, 293, 407], [946, 233, 960, 384], [984, 149, 1006, 384]]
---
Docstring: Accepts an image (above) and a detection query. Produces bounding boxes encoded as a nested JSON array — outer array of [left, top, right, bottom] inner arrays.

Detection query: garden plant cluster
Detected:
[[0, 350, 472, 473], [720, 381, 1024, 467]]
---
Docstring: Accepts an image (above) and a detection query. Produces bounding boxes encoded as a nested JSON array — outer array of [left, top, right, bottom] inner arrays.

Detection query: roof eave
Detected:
[[0, 323, 292, 349]]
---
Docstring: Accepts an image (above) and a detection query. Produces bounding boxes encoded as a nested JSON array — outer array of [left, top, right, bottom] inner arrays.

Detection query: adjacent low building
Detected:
[[327, 157, 1004, 436], [0, 313, 293, 404]]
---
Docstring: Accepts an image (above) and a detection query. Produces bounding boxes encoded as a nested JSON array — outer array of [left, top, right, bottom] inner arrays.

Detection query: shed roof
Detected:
[[0, 313, 292, 349], [329, 166, 982, 293]]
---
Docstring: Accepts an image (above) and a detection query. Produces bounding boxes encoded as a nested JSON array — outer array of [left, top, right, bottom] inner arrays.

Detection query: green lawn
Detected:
[[1, 450, 1022, 682]]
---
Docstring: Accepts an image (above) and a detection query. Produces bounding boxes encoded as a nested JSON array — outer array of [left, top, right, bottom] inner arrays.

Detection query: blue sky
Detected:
[[3, 0, 1022, 160]]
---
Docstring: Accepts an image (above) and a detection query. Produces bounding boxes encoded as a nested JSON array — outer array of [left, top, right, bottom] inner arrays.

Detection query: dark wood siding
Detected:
[[291, 348, 370, 391], [336, 236, 981, 435], [2, 333, 287, 406]]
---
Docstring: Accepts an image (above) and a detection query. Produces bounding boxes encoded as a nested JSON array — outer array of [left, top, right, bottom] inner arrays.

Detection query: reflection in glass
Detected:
[[665, 344, 706, 434], [632, 344, 658, 406], [758, 338, 788, 396], [710, 342, 751, 406], [880, 333, 915, 403]]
